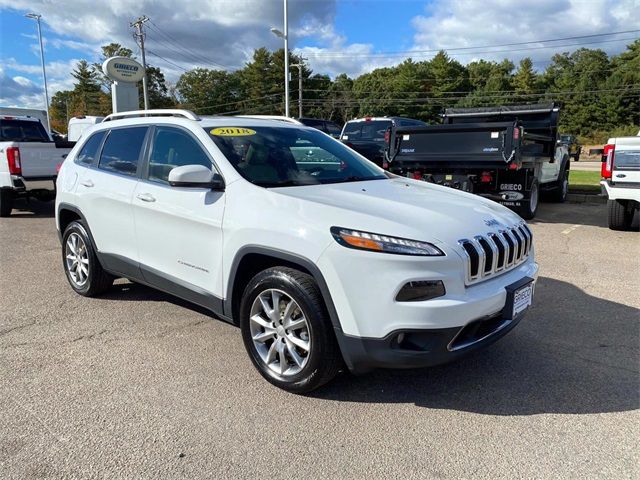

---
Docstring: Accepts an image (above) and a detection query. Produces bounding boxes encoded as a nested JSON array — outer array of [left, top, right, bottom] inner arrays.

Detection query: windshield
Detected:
[[206, 126, 386, 187], [560, 135, 572, 142], [0, 119, 50, 142]]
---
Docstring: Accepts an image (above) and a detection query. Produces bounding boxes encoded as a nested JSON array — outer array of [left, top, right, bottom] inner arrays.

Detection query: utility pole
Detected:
[[130, 15, 150, 110], [283, 0, 289, 117], [290, 59, 306, 118], [25, 13, 50, 132]]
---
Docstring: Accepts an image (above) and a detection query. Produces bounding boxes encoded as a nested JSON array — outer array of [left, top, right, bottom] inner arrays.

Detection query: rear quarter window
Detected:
[[75, 131, 106, 166]]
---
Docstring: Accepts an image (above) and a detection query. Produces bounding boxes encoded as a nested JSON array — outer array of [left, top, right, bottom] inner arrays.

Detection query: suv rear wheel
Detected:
[[240, 267, 342, 393], [62, 221, 114, 296], [608, 199, 635, 231], [0, 189, 14, 217]]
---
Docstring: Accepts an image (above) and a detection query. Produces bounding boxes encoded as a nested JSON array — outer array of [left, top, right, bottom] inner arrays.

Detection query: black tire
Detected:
[[608, 200, 634, 231], [517, 178, 539, 220], [61, 220, 114, 296], [549, 168, 569, 203], [240, 267, 342, 393], [0, 189, 14, 217]]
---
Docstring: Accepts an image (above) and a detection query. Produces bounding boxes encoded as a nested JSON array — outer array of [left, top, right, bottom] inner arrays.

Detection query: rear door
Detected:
[[612, 137, 640, 184], [75, 126, 148, 265]]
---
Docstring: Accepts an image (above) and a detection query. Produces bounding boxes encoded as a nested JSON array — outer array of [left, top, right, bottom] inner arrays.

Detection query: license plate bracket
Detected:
[[503, 277, 535, 320]]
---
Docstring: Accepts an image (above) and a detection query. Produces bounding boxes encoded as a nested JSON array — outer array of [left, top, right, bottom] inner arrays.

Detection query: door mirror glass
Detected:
[[168, 164, 224, 190]]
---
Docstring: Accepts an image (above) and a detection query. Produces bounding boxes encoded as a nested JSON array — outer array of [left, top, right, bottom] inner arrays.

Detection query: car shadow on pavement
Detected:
[[313, 276, 640, 416], [102, 281, 216, 318], [8, 198, 55, 219], [533, 202, 640, 230]]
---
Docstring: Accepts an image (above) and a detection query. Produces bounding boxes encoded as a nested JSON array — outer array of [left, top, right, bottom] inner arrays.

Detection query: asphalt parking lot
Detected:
[[1, 199, 638, 479]]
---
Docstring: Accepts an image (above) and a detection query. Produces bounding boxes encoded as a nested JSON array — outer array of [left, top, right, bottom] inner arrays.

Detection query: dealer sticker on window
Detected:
[[210, 127, 256, 136], [512, 282, 534, 318]]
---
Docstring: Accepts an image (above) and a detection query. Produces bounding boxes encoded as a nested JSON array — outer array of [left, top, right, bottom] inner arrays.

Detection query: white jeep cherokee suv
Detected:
[[56, 110, 538, 392]]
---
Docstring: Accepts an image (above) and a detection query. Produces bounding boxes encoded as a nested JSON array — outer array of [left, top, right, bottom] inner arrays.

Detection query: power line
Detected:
[[300, 64, 635, 85], [147, 20, 232, 70], [146, 49, 191, 72], [296, 86, 640, 104], [302, 30, 640, 58], [184, 92, 286, 112]]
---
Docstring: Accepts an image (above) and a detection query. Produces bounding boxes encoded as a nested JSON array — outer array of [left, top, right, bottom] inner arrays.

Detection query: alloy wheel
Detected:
[[65, 232, 89, 287], [249, 288, 311, 376]]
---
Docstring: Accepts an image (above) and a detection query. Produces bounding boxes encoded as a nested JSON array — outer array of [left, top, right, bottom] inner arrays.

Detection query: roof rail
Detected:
[[103, 109, 200, 122]]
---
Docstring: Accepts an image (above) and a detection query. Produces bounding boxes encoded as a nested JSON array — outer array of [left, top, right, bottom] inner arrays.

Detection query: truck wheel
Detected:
[[517, 179, 539, 220], [550, 168, 569, 203], [62, 221, 114, 296], [240, 267, 342, 393], [0, 189, 14, 217], [608, 200, 634, 231]]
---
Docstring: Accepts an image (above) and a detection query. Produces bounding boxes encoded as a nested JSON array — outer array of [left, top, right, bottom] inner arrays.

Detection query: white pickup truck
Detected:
[[0, 115, 73, 216], [600, 133, 640, 230]]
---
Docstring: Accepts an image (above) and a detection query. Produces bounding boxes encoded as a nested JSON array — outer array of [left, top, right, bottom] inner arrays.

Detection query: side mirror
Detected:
[[168, 164, 225, 191]]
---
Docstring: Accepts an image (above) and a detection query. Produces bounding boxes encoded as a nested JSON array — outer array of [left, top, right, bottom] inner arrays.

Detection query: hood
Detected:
[[273, 178, 523, 246]]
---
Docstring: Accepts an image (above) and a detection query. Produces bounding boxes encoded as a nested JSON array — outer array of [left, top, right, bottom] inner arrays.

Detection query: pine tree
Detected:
[[69, 60, 104, 115]]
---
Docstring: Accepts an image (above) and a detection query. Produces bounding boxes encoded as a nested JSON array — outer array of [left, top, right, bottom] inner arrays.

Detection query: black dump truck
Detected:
[[385, 103, 569, 219]]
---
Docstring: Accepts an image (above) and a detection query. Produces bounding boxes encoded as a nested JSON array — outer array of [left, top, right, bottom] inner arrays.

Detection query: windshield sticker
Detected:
[[491, 132, 499, 138], [403, 134, 410, 140], [210, 127, 256, 137]]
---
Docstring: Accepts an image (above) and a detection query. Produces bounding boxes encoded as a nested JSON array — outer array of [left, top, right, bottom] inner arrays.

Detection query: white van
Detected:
[[68, 116, 104, 142]]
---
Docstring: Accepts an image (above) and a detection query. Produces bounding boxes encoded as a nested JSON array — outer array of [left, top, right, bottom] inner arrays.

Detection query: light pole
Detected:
[[25, 13, 50, 132], [290, 64, 303, 118], [270, 0, 289, 117]]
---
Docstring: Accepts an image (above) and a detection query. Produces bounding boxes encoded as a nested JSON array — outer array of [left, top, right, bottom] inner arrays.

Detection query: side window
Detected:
[[98, 127, 148, 176], [75, 131, 106, 166], [147, 127, 212, 184]]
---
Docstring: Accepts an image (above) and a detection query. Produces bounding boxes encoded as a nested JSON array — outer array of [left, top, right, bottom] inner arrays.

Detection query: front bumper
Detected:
[[335, 277, 532, 374], [317, 240, 538, 373]]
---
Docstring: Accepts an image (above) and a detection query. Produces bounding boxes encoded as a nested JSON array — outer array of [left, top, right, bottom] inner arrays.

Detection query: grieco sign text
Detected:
[[102, 56, 145, 83]]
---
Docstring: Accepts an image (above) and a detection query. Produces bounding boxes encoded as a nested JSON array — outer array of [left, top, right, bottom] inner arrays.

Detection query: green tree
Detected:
[[512, 57, 540, 102], [176, 68, 242, 115], [69, 60, 106, 115], [49, 90, 73, 133]]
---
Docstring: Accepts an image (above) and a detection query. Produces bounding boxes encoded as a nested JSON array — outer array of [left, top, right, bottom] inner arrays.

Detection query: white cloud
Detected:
[[0, 0, 337, 73], [410, 0, 639, 67]]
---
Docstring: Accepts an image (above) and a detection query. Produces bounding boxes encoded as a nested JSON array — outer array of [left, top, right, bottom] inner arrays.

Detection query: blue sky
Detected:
[[0, 0, 637, 108]]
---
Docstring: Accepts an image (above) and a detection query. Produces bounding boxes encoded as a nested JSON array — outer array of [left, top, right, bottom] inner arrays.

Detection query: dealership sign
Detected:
[[102, 56, 145, 83]]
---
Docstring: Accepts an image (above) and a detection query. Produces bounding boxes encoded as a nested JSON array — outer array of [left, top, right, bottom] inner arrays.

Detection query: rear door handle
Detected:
[[136, 193, 156, 203], [80, 180, 94, 188]]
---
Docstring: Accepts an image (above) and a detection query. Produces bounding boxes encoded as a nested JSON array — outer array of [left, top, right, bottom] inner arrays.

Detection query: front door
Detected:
[[132, 126, 225, 303]]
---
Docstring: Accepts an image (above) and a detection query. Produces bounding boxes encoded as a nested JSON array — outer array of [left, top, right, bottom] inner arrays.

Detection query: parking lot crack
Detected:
[[71, 329, 108, 342], [0, 321, 36, 337]]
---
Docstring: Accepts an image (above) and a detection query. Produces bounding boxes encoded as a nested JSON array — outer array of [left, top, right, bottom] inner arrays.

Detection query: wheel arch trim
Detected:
[[225, 245, 343, 333]]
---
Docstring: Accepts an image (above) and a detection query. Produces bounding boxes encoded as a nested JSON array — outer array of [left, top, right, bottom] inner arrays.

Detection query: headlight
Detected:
[[330, 227, 444, 256]]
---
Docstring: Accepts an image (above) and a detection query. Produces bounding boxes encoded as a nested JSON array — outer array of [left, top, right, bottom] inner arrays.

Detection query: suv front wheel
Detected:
[[240, 267, 342, 393]]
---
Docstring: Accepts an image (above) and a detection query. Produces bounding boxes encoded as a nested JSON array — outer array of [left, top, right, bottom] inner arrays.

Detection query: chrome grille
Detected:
[[459, 222, 533, 284]]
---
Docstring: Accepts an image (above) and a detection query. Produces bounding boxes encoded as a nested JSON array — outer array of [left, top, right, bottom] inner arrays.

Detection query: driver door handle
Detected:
[[80, 179, 94, 188], [136, 193, 156, 203]]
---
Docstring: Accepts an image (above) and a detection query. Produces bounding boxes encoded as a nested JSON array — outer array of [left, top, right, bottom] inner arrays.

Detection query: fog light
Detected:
[[395, 280, 445, 302]]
